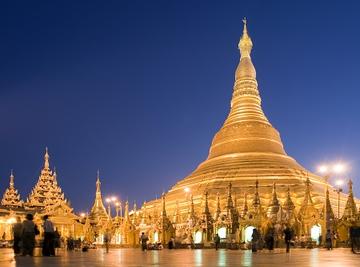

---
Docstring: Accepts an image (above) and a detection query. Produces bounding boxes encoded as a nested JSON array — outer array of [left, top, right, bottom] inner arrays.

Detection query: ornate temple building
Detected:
[[0, 148, 83, 241], [82, 20, 359, 247]]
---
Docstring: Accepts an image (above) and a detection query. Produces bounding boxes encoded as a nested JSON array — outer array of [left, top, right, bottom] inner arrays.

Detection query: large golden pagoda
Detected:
[[136, 20, 359, 246], [164, 20, 326, 205]]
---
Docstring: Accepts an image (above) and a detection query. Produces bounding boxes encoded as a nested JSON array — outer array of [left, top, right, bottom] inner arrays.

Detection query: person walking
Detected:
[[140, 232, 148, 251], [42, 215, 55, 256], [104, 229, 111, 253], [266, 227, 275, 251], [12, 217, 23, 255], [214, 234, 220, 250], [251, 228, 259, 253], [22, 214, 39, 256], [325, 229, 332, 250], [283, 225, 293, 253]]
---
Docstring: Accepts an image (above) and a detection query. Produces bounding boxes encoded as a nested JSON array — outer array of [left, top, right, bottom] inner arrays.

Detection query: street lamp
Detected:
[[334, 180, 343, 219]]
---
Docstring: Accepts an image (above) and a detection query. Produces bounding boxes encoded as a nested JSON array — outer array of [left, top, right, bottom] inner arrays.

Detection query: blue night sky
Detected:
[[1, 0, 360, 212]]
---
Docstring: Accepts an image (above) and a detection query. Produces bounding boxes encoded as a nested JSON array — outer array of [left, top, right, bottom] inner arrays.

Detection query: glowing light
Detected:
[[310, 224, 321, 244], [336, 180, 344, 186], [105, 198, 111, 203], [318, 165, 328, 174], [153, 232, 159, 243], [244, 226, 255, 243], [115, 202, 120, 206], [333, 163, 346, 174], [80, 213, 86, 218], [218, 227, 227, 239], [184, 187, 190, 193], [194, 231, 202, 244], [6, 217, 16, 224], [111, 196, 117, 202]]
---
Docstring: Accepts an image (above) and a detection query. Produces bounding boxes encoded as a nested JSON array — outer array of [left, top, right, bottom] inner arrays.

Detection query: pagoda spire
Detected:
[[241, 193, 248, 217], [173, 200, 181, 224], [238, 17, 253, 59], [215, 192, 221, 220], [89, 171, 108, 223], [283, 186, 295, 211], [252, 180, 261, 209], [1, 170, 23, 207], [342, 179, 358, 220], [227, 182, 234, 210], [303, 178, 314, 204], [203, 191, 210, 215], [325, 188, 335, 223], [161, 193, 167, 217], [125, 200, 129, 220], [189, 194, 195, 217], [207, 18, 288, 160], [44, 147, 50, 170], [9, 169, 14, 187], [267, 182, 280, 217]]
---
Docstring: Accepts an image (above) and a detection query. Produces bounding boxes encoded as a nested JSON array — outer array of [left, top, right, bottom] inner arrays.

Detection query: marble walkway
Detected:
[[0, 247, 359, 267]]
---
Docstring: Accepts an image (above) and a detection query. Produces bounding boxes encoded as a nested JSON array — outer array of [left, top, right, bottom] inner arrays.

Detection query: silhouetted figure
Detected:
[[283, 226, 293, 253], [214, 234, 220, 250], [104, 229, 111, 253], [12, 217, 23, 254], [266, 227, 275, 251], [140, 232, 148, 251], [22, 214, 39, 256], [325, 229, 332, 250], [252, 228, 259, 252], [168, 237, 175, 249], [42, 215, 55, 256], [54, 230, 61, 249]]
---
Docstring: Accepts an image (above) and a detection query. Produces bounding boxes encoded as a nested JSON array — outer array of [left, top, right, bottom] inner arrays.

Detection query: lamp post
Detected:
[[334, 180, 343, 219]]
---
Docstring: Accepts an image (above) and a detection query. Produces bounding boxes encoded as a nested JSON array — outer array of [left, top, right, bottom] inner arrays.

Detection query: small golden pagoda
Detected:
[[1, 170, 23, 207], [88, 171, 108, 224]]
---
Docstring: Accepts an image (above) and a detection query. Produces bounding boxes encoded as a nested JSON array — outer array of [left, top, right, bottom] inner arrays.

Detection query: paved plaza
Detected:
[[0, 248, 359, 267]]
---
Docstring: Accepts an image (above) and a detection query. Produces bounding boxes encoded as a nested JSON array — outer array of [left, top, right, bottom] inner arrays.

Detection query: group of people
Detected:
[[12, 213, 60, 256], [251, 225, 293, 253]]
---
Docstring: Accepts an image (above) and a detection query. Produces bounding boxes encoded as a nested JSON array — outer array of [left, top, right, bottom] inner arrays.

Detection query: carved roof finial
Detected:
[[44, 147, 50, 169], [239, 17, 253, 58]]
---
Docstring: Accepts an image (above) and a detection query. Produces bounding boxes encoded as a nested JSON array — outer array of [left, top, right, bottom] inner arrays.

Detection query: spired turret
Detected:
[[342, 180, 358, 221], [1, 170, 23, 208], [89, 171, 108, 223]]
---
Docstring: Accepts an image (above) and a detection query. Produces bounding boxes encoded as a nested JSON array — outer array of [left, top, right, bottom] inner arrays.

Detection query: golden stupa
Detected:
[[162, 20, 327, 206]]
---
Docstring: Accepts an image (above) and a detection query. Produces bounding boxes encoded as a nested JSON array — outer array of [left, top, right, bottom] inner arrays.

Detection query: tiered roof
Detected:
[[1, 170, 23, 207], [26, 148, 68, 208]]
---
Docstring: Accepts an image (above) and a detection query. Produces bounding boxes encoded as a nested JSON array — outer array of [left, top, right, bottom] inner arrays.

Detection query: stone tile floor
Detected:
[[0, 248, 359, 267]]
